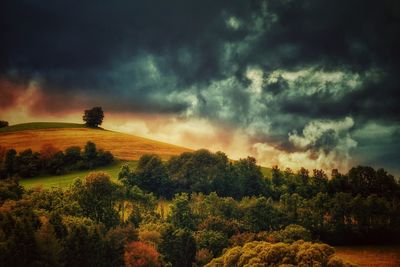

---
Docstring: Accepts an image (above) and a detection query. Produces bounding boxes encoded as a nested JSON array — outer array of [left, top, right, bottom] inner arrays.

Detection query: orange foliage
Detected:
[[124, 241, 161, 267]]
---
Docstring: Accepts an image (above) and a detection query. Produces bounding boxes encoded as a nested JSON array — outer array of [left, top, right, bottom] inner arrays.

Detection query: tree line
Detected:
[[0, 141, 114, 179], [120, 149, 400, 202]]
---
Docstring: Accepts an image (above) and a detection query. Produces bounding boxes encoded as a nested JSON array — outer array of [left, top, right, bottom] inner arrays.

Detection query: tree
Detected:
[[0, 178, 24, 204], [168, 193, 196, 230], [242, 197, 283, 232], [233, 157, 263, 197], [3, 149, 16, 178], [167, 150, 233, 195], [64, 146, 82, 166], [134, 154, 172, 198], [159, 227, 196, 267], [71, 172, 119, 228], [271, 224, 312, 243], [271, 165, 284, 187], [39, 144, 64, 175], [34, 221, 63, 267], [0, 120, 8, 128], [105, 224, 139, 266], [194, 230, 228, 257], [15, 149, 40, 178], [83, 107, 104, 127], [82, 141, 97, 169], [62, 224, 104, 267], [124, 241, 161, 267]]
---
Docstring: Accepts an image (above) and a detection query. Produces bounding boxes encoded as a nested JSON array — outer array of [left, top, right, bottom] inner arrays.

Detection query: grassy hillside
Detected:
[[0, 123, 191, 160], [20, 161, 137, 189], [0, 122, 86, 133]]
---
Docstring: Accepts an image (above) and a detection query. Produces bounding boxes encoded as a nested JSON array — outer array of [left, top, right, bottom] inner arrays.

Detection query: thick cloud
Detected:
[[1, 0, 400, 174]]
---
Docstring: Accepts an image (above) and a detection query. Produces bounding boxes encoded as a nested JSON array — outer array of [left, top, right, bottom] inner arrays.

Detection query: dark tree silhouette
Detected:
[[83, 107, 104, 127], [0, 120, 9, 128]]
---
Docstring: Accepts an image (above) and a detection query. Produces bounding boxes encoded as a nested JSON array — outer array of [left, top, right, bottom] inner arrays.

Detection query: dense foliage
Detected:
[[0, 120, 8, 128], [205, 240, 356, 267], [1, 148, 399, 266], [83, 107, 104, 127], [119, 150, 265, 199], [0, 142, 113, 179], [120, 150, 400, 244]]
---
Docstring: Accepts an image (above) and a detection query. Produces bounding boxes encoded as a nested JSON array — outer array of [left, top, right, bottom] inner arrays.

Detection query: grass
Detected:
[[0, 122, 86, 133], [0, 123, 191, 161], [335, 245, 400, 267], [20, 161, 137, 189]]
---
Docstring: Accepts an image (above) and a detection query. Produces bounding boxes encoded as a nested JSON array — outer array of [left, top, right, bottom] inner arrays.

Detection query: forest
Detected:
[[0, 149, 399, 266]]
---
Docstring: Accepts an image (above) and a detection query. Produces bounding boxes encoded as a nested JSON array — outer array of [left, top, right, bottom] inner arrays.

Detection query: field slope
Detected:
[[0, 122, 86, 133], [0, 122, 191, 160]]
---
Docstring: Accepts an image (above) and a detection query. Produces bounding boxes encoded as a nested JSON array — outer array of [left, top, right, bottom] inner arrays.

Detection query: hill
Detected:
[[0, 122, 191, 160], [0, 122, 86, 133]]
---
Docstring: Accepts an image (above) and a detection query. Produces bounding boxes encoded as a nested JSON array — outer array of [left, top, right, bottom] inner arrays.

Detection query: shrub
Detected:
[[205, 241, 357, 267]]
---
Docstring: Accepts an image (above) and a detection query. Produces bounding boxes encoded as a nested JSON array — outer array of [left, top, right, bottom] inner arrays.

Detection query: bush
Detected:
[[205, 241, 356, 267]]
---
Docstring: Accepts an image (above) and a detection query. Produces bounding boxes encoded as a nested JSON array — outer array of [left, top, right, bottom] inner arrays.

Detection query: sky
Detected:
[[1, 0, 400, 175]]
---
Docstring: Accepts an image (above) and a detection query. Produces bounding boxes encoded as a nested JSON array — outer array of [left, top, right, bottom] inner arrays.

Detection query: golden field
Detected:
[[0, 127, 191, 160], [335, 246, 400, 267]]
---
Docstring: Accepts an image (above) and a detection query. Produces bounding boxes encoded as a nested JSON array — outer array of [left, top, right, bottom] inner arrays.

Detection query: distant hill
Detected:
[[0, 122, 191, 160], [0, 122, 86, 133]]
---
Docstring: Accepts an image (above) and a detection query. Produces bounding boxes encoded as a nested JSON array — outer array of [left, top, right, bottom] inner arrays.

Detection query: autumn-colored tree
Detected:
[[195, 248, 213, 266], [40, 144, 60, 160], [124, 241, 161, 267]]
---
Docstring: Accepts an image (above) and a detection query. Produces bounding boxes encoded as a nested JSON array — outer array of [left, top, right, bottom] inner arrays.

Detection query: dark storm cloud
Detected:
[[1, 0, 400, 173]]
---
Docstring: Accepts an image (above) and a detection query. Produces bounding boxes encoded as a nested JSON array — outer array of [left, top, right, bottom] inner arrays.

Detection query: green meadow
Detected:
[[20, 161, 137, 189]]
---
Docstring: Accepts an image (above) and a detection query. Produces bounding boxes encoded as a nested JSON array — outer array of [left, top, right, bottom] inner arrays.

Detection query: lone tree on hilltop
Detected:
[[0, 120, 9, 128], [83, 107, 104, 127]]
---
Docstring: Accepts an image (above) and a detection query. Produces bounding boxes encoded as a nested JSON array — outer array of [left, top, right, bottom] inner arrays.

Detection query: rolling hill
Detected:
[[0, 122, 192, 160]]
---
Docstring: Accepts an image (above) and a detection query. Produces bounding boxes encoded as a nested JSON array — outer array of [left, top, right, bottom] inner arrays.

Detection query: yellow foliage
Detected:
[[205, 241, 358, 267]]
